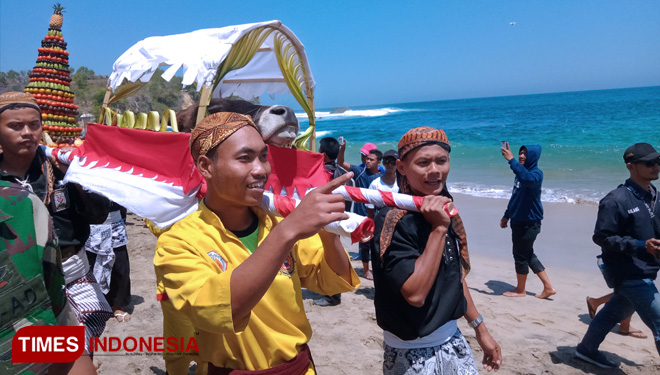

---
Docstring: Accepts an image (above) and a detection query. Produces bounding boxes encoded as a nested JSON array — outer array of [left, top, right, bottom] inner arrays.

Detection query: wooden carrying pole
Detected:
[[196, 86, 212, 125]]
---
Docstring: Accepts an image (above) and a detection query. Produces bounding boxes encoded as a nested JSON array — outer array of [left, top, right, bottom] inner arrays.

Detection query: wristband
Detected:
[[468, 315, 483, 328]]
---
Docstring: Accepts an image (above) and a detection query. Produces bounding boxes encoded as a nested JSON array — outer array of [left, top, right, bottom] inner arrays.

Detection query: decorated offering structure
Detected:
[[102, 21, 317, 149], [24, 3, 81, 146]]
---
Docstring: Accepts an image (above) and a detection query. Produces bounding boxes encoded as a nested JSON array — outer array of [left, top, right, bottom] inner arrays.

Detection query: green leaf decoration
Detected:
[[211, 27, 276, 94], [273, 32, 316, 151]]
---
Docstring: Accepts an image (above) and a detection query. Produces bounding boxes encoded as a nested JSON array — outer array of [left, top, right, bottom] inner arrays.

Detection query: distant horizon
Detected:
[[0, 61, 655, 111], [312, 84, 660, 112]]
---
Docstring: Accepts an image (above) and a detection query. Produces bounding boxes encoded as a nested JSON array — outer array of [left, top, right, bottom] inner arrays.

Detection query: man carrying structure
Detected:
[[499, 143, 556, 299], [154, 112, 359, 374], [576, 142, 660, 368], [0, 91, 110, 371]]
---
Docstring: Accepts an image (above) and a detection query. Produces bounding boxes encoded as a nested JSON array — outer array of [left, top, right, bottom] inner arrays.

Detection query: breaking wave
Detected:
[[296, 107, 413, 121]]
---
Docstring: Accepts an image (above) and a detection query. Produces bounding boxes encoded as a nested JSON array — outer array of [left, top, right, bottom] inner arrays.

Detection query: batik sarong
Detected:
[[63, 250, 113, 352], [383, 330, 478, 375]]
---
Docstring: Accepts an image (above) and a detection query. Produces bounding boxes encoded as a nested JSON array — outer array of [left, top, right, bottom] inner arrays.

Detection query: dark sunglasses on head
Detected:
[[383, 158, 396, 165]]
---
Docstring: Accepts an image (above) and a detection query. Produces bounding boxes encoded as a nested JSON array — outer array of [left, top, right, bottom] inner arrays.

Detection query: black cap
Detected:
[[623, 143, 660, 163], [383, 149, 399, 159]]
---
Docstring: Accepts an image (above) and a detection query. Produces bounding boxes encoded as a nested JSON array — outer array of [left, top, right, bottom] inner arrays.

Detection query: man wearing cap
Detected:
[[357, 142, 386, 174], [576, 142, 660, 368], [360, 149, 400, 281], [154, 112, 359, 374], [337, 140, 382, 276], [0, 91, 111, 365], [366, 149, 400, 219], [337, 141, 383, 217]]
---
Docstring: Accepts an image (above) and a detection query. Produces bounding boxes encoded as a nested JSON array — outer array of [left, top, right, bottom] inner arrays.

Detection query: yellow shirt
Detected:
[[154, 201, 359, 372]]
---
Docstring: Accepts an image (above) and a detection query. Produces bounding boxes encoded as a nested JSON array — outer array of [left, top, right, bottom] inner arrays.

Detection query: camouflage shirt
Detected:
[[0, 181, 78, 375], [0, 148, 110, 251]]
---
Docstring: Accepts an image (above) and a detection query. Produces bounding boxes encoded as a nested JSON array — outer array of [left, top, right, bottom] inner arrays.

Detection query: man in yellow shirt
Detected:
[[154, 112, 359, 374]]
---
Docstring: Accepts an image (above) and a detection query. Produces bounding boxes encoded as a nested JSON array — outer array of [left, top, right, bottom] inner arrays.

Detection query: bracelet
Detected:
[[468, 315, 483, 328]]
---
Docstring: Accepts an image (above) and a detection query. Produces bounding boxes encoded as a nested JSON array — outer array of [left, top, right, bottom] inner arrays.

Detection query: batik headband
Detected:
[[397, 126, 451, 195], [397, 126, 451, 161], [189, 112, 259, 161]]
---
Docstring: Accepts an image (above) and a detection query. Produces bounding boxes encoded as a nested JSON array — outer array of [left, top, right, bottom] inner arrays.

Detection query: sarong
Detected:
[[85, 209, 128, 293], [63, 250, 113, 352], [383, 330, 478, 375]]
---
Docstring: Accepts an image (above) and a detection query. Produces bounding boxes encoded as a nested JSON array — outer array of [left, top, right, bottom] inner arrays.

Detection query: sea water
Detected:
[[299, 86, 660, 204]]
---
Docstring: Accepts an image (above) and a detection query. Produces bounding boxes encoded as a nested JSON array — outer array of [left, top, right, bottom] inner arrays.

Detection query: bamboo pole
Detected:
[[102, 87, 112, 107], [196, 85, 211, 125]]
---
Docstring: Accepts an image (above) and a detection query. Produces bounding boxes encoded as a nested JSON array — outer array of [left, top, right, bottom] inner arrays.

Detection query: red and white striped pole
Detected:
[[333, 186, 458, 216]]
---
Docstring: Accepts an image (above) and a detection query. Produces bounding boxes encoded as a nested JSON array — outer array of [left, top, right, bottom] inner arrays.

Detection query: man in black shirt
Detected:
[[0, 91, 110, 370], [576, 143, 660, 368]]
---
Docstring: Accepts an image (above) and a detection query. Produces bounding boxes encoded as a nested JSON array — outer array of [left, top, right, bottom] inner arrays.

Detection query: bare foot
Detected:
[[535, 288, 557, 299], [503, 289, 526, 297], [618, 327, 647, 339]]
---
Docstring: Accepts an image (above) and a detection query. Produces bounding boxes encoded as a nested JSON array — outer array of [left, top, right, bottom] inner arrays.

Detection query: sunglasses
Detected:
[[383, 158, 397, 165], [637, 160, 659, 168]]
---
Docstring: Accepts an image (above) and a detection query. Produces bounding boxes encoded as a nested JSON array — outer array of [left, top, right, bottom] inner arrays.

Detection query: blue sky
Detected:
[[1, 0, 659, 109]]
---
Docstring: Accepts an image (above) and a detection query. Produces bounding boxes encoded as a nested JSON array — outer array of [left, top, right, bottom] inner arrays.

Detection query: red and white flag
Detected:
[[64, 123, 204, 229], [64, 123, 374, 241]]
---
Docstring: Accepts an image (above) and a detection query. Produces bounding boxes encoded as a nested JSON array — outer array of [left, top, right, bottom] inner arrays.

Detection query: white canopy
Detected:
[[108, 20, 315, 98]]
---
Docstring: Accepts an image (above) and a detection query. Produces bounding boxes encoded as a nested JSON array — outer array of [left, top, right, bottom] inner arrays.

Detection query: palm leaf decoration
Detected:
[[107, 80, 148, 106], [208, 25, 317, 150], [210, 27, 275, 94], [273, 32, 315, 150]]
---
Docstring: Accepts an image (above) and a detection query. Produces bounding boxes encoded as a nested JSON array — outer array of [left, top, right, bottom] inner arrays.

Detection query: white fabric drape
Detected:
[[108, 21, 315, 97]]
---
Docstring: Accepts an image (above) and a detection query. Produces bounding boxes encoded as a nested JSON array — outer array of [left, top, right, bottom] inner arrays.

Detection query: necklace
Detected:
[[13, 173, 34, 194]]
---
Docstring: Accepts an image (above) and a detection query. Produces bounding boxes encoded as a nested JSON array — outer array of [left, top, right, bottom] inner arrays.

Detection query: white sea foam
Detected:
[[295, 107, 412, 121], [449, 182, 600, 205], [314, 130, 333, 137]]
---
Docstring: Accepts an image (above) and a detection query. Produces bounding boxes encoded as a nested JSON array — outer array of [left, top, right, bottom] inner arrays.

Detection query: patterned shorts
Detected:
[[66, 271, 113, 352], [383, 330, 478, 375]]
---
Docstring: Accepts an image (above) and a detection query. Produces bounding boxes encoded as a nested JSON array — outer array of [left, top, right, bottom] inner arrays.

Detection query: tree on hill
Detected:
[[0, 70, 30, 94], [2, 67, 260, 121]]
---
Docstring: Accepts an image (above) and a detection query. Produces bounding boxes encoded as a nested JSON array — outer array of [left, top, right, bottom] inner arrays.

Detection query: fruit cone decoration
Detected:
[[24, 3, 81, 146]]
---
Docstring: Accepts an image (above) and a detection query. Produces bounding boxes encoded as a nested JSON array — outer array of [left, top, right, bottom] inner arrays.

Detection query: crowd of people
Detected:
[[2, 88, 659, 374]]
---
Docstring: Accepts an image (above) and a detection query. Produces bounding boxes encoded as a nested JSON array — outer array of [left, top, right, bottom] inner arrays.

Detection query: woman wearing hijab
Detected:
[[372, 127, 502, 374]]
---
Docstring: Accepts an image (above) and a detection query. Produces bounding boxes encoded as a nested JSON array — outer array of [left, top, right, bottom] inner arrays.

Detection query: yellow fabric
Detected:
[[159, 300, 207, 375], [154, 200, 359, 372]]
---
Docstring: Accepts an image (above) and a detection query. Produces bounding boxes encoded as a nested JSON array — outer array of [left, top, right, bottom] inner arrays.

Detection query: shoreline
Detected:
[[93, 193, 660, 374]]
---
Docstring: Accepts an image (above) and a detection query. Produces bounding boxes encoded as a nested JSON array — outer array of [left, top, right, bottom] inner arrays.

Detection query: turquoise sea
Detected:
[[299, 86, 660, 204]]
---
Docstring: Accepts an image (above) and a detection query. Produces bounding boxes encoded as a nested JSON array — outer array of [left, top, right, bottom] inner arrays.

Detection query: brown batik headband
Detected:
[[396, 126, 451, 195], [189, 112, 259, 161], [380, 126, 471, 277], [397, 126, 451, 162]]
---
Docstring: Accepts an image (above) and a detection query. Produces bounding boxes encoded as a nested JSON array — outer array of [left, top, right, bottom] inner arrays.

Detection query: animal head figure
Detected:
[[177, 98, 299, 148]]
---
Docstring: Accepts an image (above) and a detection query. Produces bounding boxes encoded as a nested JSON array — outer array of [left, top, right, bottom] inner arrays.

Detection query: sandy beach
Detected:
[[93, 193, 660, 375]]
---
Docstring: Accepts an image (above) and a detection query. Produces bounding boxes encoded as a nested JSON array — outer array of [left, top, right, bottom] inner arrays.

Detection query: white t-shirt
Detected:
[[366, 176, 399, 209]]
